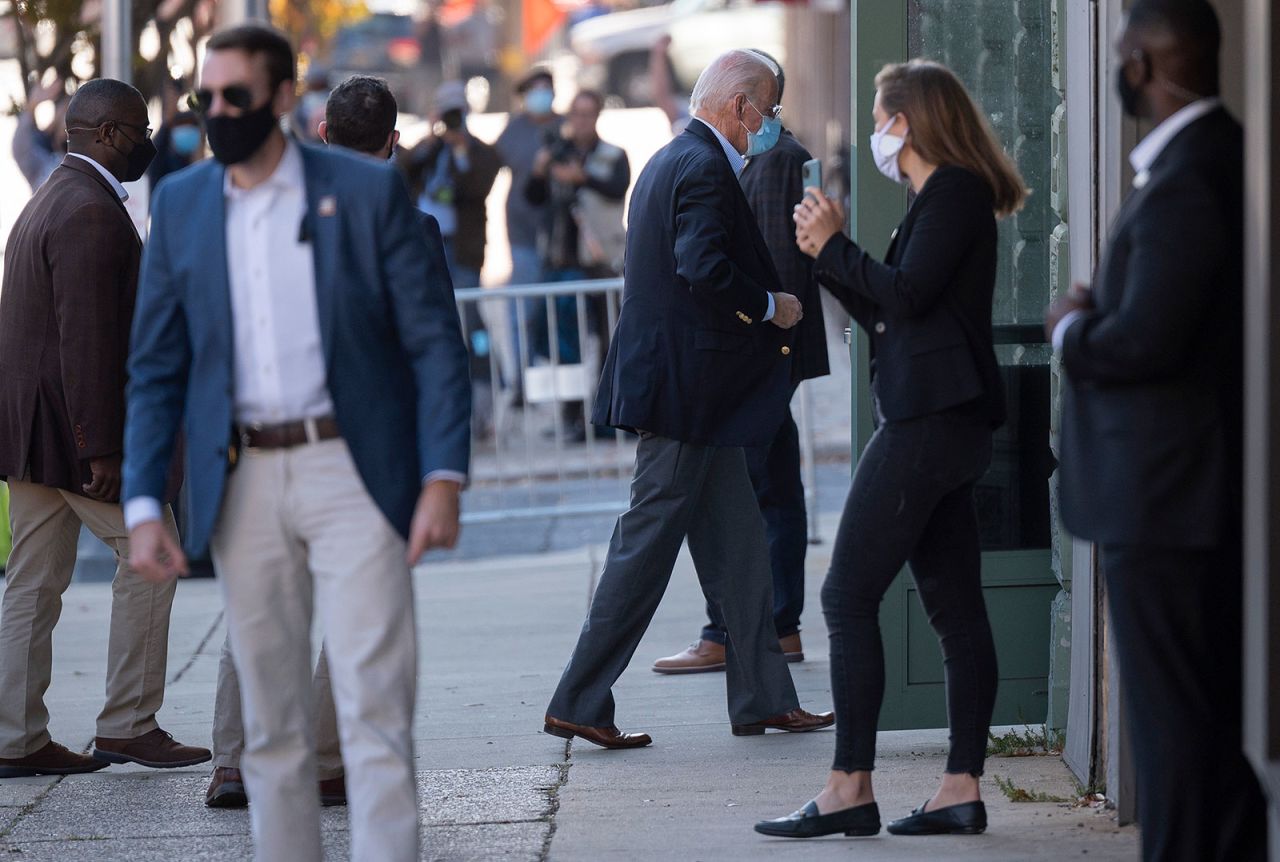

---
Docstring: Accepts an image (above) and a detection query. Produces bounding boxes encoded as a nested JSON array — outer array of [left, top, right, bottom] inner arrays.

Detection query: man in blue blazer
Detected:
[[121, 24, 469, 862], [543, 50, 833, 749]]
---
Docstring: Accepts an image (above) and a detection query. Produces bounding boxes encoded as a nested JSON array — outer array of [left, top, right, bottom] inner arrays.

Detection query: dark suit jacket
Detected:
[[1059, 107, 1242, 549], [124, 143, 471, 557], [740, 130, 829, 384], [592, 120, 794, 447], [814, 164, 1005, 426], [0, 157, 139, 492], [403, 131, 502, 271]]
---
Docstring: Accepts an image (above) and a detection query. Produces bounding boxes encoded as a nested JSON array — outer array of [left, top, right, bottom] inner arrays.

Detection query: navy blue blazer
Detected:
[[123, 143, 471, 557], [591, 120, 793, 447]]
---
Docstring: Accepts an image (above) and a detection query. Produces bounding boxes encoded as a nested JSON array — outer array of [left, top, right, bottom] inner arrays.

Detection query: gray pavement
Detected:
[[0, 512, 1137, 860]]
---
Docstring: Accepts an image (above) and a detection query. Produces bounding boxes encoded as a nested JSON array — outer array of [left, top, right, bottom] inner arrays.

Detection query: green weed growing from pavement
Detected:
[[993, 774, 1071, 804], [986, 724, 1065, 757]]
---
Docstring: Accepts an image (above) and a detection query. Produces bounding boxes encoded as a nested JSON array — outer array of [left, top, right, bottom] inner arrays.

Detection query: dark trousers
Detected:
[[547, 435, 800, 726], [822, 410, 996, 774], [1101, 544, 1267, 862], [702, 405, 807, 644]]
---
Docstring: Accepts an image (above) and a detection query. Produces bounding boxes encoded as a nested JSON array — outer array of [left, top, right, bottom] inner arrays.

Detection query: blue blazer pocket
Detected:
[[695, 329, 755, 354]]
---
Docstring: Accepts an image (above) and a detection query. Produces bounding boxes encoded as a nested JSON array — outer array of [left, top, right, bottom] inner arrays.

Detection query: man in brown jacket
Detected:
[[0, 78, 210, 777]]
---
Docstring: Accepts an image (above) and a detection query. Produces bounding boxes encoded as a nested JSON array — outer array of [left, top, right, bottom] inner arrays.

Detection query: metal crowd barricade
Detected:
[[452, 278, 823, 543]]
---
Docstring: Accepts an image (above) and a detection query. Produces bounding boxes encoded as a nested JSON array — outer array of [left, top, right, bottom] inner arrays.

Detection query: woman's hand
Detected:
[[794, 189, 846, 259]]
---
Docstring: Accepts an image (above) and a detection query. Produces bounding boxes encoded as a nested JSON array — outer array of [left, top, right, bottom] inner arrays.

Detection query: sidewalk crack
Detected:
[[168, 610, 223, 685], [537, 740, 572, 862]]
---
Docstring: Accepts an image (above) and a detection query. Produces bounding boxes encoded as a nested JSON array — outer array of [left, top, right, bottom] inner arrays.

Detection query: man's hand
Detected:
[[550, 160, 587, 186], [83, 454, 122, 503], [793, 188, 846, 258], [1044, 282, 1093, 341], [407, 480, 462, 565], [532, 148, 553, 178], [128, 520, 188, 584], [770, 292, 803, 329]]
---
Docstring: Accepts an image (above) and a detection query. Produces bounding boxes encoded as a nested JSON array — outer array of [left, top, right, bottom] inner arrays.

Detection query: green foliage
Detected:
[[986, 724, 1065, 757], [993, 774, 1070, 804]]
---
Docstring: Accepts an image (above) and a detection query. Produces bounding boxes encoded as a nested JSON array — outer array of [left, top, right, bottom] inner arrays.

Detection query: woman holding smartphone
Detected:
[[756, 59, 1027, 840]]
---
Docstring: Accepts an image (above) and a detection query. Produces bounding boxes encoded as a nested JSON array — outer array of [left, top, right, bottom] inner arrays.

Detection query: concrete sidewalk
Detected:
[[0, 513, 1137, 860]]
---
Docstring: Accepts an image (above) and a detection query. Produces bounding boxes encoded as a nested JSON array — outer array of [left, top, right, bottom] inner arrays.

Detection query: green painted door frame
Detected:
[[848, 0, 1062, 731]]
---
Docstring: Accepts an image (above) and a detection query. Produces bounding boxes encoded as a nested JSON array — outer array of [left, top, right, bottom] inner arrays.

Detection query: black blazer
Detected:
[[813, 164, 1005, 426], [740, 130, 829, 384], [1059, 107, 1242, 549], [592, 120, 794, 447]]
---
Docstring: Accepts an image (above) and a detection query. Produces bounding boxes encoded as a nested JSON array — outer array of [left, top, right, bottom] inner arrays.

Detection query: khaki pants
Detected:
[[211, 637, 343, 780], [0, 479, 179, 756], [211, 438, 418, 862]]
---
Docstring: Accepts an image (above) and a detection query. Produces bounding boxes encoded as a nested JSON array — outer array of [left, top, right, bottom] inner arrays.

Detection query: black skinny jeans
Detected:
[[823, 408, 997, 776]]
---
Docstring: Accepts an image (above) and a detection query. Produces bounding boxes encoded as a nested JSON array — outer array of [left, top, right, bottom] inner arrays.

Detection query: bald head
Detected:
[[65, 78, 147, 133], [1120, 0, 1221, 109], [689, 50, 779, 157], [64, 78, 150, 183]]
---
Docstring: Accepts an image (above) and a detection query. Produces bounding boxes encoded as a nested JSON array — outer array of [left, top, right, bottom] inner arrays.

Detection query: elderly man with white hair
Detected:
[[542, 50, 834, 749]]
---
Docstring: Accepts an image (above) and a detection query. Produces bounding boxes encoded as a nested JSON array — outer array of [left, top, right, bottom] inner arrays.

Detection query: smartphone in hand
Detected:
[[802, 158, 822, 197]]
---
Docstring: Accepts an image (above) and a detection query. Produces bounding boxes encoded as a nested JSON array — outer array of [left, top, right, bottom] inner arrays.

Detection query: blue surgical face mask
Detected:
[[524, 87, 554, 116], [740, 98, 781, 158], [170, 125, 202, 157]]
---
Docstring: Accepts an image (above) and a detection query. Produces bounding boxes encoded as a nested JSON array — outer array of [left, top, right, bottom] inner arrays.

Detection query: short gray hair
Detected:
[[689, 49, 776, 115]]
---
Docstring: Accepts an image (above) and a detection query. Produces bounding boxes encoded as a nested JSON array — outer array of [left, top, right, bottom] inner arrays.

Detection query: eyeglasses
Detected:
[[66, 120, 153, 139], [744, 96, 783, 120], [188, 84, 255, 115]]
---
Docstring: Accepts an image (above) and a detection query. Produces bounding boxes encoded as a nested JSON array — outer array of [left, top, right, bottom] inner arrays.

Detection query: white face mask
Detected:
[[870, 115, 908, 184]]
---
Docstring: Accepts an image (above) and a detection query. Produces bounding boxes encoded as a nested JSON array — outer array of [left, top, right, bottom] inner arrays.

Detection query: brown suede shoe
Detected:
[[93, 728, 212, 769], [319, 773, 347, 807], [0, 740, 110, 778], [205, 766, 248, 808], [732, 708, 835, 737], [780, 633, 804, 663], [543, 715, 652, 749], [652, 639, 726, 674]]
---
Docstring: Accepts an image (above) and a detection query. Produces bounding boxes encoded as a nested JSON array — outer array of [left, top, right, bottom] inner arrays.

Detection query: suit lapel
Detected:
[[298, 145, 339, 367], [200, 163, 235, 369]]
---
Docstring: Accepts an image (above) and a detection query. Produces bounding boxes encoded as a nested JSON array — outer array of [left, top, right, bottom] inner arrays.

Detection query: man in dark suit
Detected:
[[543, 50, 833, 749], [121, 24, 470, 862], [653, 51, 829, 674], [0, 79, 211, 778], [1046, 2, 1266, 858]]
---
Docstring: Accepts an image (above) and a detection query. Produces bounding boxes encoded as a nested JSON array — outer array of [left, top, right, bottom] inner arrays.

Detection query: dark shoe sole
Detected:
[[320, 795, 348, 807], [754, 824, 880, 838], [93, 749, 213, 769], [785, 652, 804, 663], [205, 785, 249, 809], [0, 760, 110, 778], [652, 662, 726, 675], [887, 824, 986, 836], [542, 723, 651, 749], [732, 721, 834, 737]]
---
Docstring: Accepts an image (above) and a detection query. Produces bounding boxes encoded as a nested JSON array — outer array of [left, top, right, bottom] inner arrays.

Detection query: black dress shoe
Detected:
[[754, 800, 880, 838], [886, 799, 986, 835]]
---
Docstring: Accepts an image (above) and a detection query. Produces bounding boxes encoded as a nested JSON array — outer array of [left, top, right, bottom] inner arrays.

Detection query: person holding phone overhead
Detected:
[[758, 59, 1026, 840]]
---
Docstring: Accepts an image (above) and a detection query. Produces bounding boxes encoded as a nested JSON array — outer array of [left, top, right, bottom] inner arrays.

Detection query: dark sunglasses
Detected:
[[188, 85, 255, 114]]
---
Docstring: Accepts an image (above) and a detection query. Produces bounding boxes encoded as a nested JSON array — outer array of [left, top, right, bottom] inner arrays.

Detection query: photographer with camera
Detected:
[[524, 90, 629, 439]]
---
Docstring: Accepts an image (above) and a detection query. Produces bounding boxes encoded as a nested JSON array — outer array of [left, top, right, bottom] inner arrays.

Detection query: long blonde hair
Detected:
[[875, 60, 1028, 218]]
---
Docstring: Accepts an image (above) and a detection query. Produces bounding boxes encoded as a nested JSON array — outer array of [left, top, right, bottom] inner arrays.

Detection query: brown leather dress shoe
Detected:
[[652, 639, 726, 674], [0, 741, 110, 778], [319, 773, 347, 807], [543, 715, 652, 749], [732, 708, 835, 736], [205, 766, 248, 808], [780, 633, 804, 663], [93, 728, 212, 769]]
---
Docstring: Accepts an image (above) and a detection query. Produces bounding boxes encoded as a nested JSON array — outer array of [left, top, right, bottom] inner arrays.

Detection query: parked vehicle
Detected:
[[569, 0, 783, 107]]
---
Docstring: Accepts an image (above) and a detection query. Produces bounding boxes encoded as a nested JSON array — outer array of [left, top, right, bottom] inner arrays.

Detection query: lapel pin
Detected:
[[318, 195, 337, 217]]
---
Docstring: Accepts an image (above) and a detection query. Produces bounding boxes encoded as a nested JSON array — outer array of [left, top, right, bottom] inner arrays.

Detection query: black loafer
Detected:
[[754, 800, 880, 838], [886, 799, 986, 835]]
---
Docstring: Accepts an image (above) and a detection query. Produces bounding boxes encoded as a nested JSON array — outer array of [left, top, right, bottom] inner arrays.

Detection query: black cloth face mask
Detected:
[[204, 100, 278, 165], [117, 129, 157, 182]]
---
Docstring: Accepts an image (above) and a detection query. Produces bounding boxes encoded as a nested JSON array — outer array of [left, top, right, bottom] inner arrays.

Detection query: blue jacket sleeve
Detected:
[[378, 169, 472, 478], [122, 181, 192, 503]]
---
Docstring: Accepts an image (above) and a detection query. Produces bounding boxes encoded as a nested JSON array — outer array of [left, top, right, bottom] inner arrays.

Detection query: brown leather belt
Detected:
[[237, 416, 341, 451]]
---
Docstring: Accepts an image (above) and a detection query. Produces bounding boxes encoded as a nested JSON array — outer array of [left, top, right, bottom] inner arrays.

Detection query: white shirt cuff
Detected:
[[763, 292, 776, 322], [124, 497, 164, 531], [1052, 309, 1086, 354], [423, 470, 467, 486]]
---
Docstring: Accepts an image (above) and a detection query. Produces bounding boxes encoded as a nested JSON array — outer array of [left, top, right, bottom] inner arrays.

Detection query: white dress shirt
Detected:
[[67, 153, 129, 201], [691, 117, 775, 322], [1052, 98, 1222, 353]]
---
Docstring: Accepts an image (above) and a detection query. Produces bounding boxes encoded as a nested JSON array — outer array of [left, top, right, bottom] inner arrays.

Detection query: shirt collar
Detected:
[[66, 153, 129, 202], [1129, 98, 1220, 188], [223, 137, 305, 199], [693, 117, 746, 177]]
